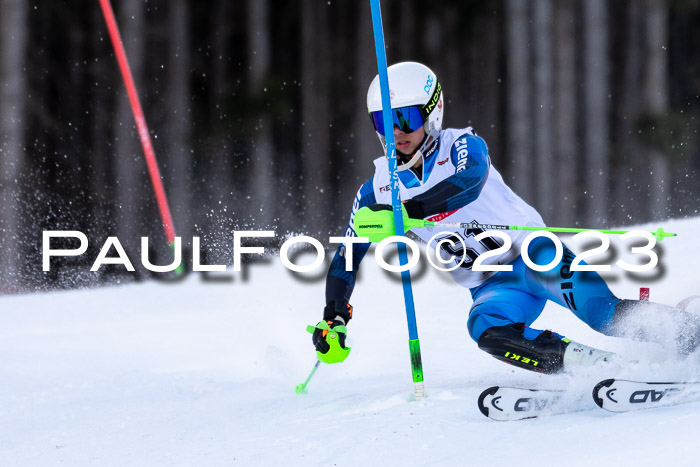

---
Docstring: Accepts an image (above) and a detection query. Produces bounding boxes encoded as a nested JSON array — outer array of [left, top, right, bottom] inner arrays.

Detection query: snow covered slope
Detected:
[[2, 217, 700, 466]]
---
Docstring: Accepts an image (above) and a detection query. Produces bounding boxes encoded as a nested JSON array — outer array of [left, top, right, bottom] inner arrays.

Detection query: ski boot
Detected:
[[477, 323, 615, 374]]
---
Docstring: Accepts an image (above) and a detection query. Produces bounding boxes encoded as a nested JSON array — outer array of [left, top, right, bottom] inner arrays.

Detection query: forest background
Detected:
[[1, 0, 699, 292]]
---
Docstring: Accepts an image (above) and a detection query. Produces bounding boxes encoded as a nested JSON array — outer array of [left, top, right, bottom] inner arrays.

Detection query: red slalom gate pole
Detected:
[[98, 0, 177, 245]]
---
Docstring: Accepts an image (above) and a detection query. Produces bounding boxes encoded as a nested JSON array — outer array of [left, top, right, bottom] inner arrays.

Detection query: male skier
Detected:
[[312, 61, 700, 373]]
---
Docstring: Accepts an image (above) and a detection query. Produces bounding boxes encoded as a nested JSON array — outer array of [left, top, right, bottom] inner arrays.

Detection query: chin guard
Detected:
[[397, 149, 422, 171]]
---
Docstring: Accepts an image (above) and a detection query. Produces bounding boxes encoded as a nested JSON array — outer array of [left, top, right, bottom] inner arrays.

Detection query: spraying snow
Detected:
[[2, 217, 700, 466]]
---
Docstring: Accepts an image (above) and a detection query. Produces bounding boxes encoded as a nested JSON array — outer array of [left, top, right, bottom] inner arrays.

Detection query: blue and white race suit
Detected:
[[326, 127, 619, 342]]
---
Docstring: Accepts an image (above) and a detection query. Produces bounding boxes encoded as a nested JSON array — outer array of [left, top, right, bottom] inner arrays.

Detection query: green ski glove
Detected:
[[307, 301, 353, 364], [308, 320, 350, 364]]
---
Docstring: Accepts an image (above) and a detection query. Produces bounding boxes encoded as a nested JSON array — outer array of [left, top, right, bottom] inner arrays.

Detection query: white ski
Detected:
[[477, 385, 569, 421], [592, 378, 700, 412], [479, 379, 700, 421]]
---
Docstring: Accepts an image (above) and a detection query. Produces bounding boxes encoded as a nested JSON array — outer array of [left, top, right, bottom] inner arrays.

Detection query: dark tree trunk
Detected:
[[533, 0, 554, 222], [505, 0, 533, 202], [553, 0, 577, 226], [247, 0, 275, 229], [644, 0, 670, 220], [167, 0, 192, 238], [582, 0, 610, 224], [0, 0, 28, 291], [114, 0, 147, 252], [301, 0, 331, 236]]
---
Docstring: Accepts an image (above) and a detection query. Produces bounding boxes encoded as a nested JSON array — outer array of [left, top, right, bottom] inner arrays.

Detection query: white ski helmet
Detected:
[[367, 61, 444, 171]]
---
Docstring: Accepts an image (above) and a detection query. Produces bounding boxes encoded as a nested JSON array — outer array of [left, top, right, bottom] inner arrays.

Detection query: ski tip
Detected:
[[592, 378, 615, 408], [477, 386, 500, 418]]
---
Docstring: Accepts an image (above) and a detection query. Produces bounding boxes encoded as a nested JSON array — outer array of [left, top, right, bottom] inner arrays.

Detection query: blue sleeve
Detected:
[[325, 178, 376, 304], [411, 134, 490, 217]]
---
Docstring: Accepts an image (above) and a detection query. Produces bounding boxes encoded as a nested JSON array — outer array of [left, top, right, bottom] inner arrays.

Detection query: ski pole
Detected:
[[423, 221, 676, 242], [353, 207, 676, 243], [369, 0, 424, 401], [295, 360, 321, 394], [296, 323, 351, 394]]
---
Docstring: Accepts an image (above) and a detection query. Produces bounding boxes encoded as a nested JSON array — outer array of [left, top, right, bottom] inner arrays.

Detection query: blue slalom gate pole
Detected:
[[369, 0, 424, 400]]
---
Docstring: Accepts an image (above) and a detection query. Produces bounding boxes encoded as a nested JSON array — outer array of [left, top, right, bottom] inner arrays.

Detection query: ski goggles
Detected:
[[370, 105, 426, 137]]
